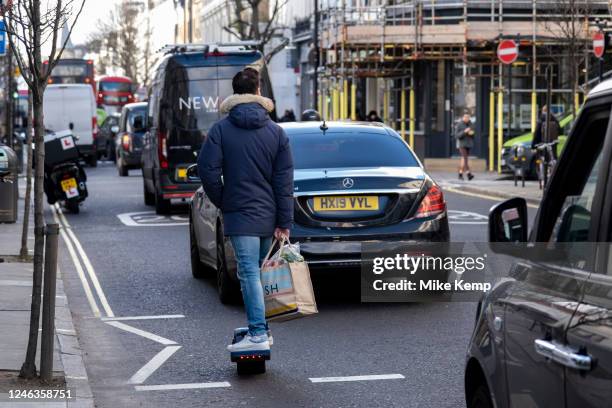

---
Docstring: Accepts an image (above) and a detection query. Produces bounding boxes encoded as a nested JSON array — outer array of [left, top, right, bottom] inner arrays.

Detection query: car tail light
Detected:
[[122, 134, 131, 151], [92, 117, 98, 140], [414, 185, 446, 218], [158, 131, 168, 169]]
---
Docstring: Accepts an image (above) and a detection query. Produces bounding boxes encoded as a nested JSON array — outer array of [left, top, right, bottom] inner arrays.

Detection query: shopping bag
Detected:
[[261, 239, 318, 322]]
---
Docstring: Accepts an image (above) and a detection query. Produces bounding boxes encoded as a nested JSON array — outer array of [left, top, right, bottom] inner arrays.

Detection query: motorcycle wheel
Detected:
[[65, 200, 80, 214]]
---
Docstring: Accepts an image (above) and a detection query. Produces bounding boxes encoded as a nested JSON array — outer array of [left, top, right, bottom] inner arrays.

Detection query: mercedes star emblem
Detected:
[[342, 178, 355, 188]]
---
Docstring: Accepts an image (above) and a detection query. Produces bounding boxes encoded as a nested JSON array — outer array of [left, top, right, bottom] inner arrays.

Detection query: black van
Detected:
[[142, 43, 276, 214]]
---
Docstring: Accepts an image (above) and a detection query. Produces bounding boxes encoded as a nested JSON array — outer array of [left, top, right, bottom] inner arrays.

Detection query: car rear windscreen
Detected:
[[289, 132, 420, 169]]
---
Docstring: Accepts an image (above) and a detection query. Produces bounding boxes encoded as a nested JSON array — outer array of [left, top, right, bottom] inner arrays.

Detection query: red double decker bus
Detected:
[[97, 76, 135, 113], [43, 58, 96, 93]]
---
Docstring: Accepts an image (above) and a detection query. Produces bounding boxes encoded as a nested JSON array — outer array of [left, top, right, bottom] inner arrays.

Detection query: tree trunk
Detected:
[[19, 92, 33, 259], [19, 89, 45, 380]]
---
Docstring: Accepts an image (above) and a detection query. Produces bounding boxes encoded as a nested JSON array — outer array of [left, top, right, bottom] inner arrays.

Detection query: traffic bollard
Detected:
[[40, 223, 60, 383]]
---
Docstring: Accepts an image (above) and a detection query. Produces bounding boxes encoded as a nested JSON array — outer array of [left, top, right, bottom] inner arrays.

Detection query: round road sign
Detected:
[[497, 39, 519, 65], [594, 32, 606, 59]]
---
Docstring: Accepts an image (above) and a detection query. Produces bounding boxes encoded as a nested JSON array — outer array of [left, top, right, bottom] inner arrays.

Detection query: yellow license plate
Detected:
[[313, 196, 379, 211], [61, 178, 77, 192], [176, 168, 187, 180]]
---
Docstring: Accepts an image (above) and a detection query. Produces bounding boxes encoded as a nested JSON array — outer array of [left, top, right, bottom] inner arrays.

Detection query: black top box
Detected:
[[44, 131, 79, 166]]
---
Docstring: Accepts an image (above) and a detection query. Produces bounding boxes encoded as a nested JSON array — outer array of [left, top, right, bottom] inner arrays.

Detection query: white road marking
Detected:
[[55, 204, 115, 317], [0, 280, 32, 286], [128, 345, 182, 385], [66, 376, 88, 380], [53, 209, 101, 318], [309, 374, 405, 383], [134, 382, 231, 391], [117, 211, 189, 227], [105, 321, 178, 346], [101, 314, 185, 322], [447, 210, 489, 225]]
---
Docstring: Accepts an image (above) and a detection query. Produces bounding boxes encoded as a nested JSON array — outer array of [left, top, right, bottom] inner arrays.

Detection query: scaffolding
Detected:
[[317, 0, 612, 165]]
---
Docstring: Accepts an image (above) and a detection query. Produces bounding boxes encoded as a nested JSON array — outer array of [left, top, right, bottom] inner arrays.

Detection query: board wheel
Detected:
[[236, 360, 266, 375]]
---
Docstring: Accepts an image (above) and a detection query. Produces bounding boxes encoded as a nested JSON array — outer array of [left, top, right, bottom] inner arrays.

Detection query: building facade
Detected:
[[317, 0, 612, 162]]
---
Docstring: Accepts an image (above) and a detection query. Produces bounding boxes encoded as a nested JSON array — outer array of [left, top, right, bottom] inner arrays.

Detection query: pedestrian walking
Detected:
[[197, 68, 294, 353], [279, 109, 296, 122], [367, 110, 383, 122], [454, 113, 475, 180]]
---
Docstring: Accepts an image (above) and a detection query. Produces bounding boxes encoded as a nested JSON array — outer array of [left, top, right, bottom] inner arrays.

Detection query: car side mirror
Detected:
[[489, 197, 528, 243], [187, 164, 199, 182], [111, 125, 120, 134]]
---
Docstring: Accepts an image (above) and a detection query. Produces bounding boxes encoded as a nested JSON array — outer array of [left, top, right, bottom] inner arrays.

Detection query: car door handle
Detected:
[[534, 339, 592, 371]]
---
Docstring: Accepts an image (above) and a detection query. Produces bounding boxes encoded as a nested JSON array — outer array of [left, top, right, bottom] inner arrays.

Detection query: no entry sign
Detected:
[[594, 32, 606, 59], [497, 40, 518, 65]]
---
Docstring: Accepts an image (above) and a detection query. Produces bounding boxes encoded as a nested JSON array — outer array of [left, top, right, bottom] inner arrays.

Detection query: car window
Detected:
[[127, 108, 147, 133], [551, 151, 602, 243], [289, 132, 420, 169], [538, 109, 610, 270]]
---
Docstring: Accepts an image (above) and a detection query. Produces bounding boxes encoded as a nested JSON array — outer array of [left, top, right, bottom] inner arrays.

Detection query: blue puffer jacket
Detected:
[[197, 94, 294, 237]]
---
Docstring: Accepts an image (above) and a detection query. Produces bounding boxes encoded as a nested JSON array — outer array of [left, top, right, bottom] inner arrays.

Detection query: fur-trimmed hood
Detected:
[[220, 94, 274, 114], [221, 94, 275, 130]]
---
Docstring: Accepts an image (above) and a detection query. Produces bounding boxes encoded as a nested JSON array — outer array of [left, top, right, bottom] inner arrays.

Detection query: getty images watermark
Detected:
[[360, 243, 506, 302]]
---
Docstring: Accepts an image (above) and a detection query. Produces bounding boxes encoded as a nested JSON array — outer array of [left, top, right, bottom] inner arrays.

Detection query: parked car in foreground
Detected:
[[189, 121, 450, 303], [500, 113, 573, 177], [43, 84, 98, 167], [115, 102, 147, 177], [96, 113, 121, 162], [142, 43, 276, 214], [465, 81, 612, 408]]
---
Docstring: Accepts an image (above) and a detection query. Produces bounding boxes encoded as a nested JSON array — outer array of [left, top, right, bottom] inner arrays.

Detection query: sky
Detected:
[[70, 0, 121, 45]]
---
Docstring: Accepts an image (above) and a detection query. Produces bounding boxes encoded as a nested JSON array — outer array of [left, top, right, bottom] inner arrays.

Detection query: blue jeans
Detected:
[[229, 236, 273, 337]]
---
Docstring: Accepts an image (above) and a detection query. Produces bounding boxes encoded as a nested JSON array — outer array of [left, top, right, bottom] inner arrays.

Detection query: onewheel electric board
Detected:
[[230, 328, 270, 375]]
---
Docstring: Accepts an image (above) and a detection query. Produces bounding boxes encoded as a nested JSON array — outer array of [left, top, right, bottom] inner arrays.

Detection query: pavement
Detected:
[[430, 170, 543, 206], [0, 177, 93, 407]]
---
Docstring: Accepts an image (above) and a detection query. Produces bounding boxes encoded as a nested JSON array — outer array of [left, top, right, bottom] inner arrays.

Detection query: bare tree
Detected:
[[224, 0, 289, 62], [1, 0, 86, 380], [543, 0, 592, 118], [139, 6, 158, 89], [86, 2, 155, 87]]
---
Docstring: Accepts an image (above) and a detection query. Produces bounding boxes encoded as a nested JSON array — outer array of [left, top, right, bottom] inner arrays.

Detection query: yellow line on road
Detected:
[[443, 186, 540, 209]]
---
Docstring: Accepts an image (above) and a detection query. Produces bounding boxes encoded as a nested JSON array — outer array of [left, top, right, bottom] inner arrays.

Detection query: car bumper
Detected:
[[156, 169, 200, 199], [77, 144, 96, 157], [119, 150, 142, 168], [501, 150, 533, 173], [292, 213, 450, 267]]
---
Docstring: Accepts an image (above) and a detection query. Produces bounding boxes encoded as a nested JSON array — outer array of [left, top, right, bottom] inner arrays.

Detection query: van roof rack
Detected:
[[157, 41, 261, 55]]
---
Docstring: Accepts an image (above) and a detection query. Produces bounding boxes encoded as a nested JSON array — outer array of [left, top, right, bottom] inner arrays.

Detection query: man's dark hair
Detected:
[[232, 68, 260, 94]]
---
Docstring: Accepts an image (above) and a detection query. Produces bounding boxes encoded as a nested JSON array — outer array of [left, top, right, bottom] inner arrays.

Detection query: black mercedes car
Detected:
[[189, 121, 450, 303]]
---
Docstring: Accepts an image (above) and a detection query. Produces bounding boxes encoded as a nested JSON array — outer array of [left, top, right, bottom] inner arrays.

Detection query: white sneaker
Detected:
[[234, 328, 273, 346], [227, 334, 270, 353]]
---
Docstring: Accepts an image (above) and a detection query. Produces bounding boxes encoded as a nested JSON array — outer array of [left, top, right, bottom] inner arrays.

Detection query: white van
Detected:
[[43, 84, 98, 166]]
